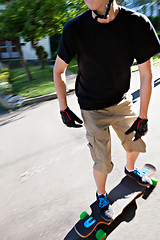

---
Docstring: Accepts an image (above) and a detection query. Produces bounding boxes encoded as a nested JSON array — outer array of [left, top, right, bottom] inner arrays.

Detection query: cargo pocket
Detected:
[[86, 132, 96, 161], [86, 132, 94, 148]]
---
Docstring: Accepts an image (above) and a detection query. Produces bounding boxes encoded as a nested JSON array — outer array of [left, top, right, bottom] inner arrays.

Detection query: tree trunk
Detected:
[[15, 38, 33, 81], [31, 41, 45, 69]]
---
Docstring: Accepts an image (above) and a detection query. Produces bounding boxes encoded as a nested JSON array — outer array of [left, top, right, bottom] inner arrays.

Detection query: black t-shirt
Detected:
[[57, 6, 160, 110]]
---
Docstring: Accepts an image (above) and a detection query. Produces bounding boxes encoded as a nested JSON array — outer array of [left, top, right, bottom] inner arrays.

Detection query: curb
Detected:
[[23, 92, 58, 105], [0, 68, 77, 109], [23, 89, 75, 105], [0, 89, 75, 109], [0, 94, 24, 109]]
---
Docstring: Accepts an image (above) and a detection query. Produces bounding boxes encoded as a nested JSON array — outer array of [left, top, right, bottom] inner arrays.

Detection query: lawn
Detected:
[[67, 58, 78, 74], [11, 65, 55, 98], [10, 60, 77, 99]]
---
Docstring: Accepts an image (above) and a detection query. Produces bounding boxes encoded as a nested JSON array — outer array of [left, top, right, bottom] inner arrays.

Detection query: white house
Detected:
[[20, 37, 51, 61], [0, 4, 51, 64], [0, 37, 51, 60]]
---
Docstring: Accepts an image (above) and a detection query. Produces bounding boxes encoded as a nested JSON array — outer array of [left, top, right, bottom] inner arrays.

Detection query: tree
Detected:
[[65, 0, 88, 18], [0, 0, 68, 69], [3, 0, 68, 69], [0, 3, 33, 81]]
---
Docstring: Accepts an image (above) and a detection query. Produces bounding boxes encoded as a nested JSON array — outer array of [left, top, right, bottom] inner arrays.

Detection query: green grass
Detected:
[[67, 58, 78, 74], [153, 54, 160, 63], [131, 54, 160, 72], [10, 61, 78, 99], [10, 65, 55, 98]]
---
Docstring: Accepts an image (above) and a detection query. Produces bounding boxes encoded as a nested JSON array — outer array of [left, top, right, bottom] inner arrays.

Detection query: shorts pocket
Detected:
[[86, 132, 95, 149], [86, 132, 97, 161]]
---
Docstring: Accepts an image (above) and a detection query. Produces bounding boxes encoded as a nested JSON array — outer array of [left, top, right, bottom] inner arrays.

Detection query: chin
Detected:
[[85, 1, 98, 11], [88, 5, 99, 11], [89, 7, 96, 11]]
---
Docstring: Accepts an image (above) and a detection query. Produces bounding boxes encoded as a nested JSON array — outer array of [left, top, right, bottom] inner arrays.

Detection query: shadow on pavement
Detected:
[[0, 106, 9, 115], [154, 78, 160, 88], [132, 77, 160, 103], [64, 183, 156, 240], [64, 201, 137, 240], [0, 102, 44, 127]]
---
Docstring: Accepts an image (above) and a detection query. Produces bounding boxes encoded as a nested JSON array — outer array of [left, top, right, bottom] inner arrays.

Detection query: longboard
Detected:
[[74, 164, 158, 240]]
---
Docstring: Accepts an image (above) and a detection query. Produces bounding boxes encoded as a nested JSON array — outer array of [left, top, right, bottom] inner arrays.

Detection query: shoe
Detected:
[[125, 166, 152, 187], [96, 192, 114, 223]]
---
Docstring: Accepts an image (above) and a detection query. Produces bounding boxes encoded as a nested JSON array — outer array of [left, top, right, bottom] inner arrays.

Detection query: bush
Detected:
[[0, 81, 13, 95], [1, 67, 10, 73], [0, 68, 11, 82], [0, 72, 10, 82], [0, 67, 12, 94]]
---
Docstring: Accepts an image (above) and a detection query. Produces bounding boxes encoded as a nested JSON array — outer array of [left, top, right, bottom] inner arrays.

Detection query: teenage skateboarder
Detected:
[[54, 0, 160, 221]]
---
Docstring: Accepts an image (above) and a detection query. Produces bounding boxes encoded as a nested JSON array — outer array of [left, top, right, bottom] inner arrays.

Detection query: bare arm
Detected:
[[125, 58, 153, 140], [138, 58, 153, 119], [53, 56, 68, 111], [54, 56, 83, 127]]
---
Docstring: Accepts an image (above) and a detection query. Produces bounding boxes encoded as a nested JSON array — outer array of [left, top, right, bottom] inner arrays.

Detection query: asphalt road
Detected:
[[0, 64, 160, 240]]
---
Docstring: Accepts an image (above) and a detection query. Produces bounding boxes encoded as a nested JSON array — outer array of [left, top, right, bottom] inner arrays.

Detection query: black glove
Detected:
[[60, 107, 83, 128], [125, 117, 148, 141]]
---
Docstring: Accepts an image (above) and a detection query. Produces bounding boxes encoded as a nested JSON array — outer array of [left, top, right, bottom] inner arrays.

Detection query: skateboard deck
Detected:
[[74, 164, 158, 240]]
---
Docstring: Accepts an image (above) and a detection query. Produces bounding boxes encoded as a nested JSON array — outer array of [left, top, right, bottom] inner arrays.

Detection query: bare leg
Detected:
[[126, 151, 139, 171], [93, 169, 108, 195], [93, 152, 139, 195]]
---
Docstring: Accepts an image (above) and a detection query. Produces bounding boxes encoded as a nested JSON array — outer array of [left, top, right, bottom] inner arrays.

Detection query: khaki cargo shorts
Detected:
[[81, 94, 146, 175]]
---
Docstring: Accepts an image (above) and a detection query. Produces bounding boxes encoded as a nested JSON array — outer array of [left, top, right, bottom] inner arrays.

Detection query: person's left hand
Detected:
[[125, 117, 148, 141]]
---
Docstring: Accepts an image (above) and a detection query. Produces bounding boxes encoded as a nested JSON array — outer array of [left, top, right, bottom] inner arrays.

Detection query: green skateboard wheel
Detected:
[[80, 211, 89, 220], [96, 229, 107, 240], [151, 178, 158, 187]]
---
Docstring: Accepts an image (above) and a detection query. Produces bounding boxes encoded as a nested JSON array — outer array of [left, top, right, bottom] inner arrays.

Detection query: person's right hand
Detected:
[[60, 107, 83, 128]]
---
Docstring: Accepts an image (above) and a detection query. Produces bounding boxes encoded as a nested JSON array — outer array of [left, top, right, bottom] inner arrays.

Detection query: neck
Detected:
[[92, 1, 119, 24]]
